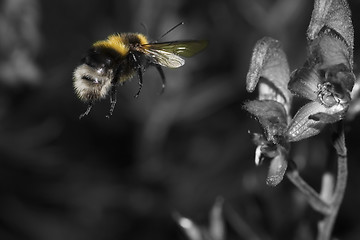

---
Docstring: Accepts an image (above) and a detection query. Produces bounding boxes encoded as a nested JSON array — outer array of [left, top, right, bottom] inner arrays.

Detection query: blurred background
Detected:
[[0, 0, 360, 239]]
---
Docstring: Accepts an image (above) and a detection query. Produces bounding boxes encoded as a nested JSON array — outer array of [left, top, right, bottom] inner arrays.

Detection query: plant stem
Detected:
[[317, 122, 348, 240], [224, 202, 265, 240], [286, 161, 331, 215]]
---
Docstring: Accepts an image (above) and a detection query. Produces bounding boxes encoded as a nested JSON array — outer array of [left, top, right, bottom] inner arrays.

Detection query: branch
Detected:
[[286, 161, 332, 215], [317, 122, 348, 240]]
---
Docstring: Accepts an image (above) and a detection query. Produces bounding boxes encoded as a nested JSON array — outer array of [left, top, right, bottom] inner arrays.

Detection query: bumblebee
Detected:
[[73, 27, 207, 119]]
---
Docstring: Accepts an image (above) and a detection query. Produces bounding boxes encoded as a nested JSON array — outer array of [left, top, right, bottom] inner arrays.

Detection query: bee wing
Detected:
[[142, 48, 185, 68], [139, 40, 208, 68], [144, 40, 208, 58]]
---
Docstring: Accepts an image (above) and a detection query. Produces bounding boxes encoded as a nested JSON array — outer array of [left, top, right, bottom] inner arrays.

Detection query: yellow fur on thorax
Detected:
[[134, 33, 149, 46], [92, 33, 149, 55], [93, 34, 129, 56]]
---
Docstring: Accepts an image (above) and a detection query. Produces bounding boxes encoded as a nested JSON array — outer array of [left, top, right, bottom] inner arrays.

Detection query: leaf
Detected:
[[246, 37, 292, 111], [244, 100, 288, 143], [307, 0, 354, 60]]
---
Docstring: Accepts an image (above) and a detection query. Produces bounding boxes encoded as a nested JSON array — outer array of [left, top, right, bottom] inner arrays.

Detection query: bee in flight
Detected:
[[73, 23, 208, 119]]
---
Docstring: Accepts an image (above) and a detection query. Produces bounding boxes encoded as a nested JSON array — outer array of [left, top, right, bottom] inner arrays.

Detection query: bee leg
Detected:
[[155, 65, 166, 94], [106, 84, 117, 118], [134, 67, 143, 98], [131, 53, 143, 98], [79, 102, 93, 120]]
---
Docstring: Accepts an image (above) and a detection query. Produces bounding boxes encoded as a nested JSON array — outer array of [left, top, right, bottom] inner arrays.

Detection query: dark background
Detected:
[[0, 0, 360, 239]]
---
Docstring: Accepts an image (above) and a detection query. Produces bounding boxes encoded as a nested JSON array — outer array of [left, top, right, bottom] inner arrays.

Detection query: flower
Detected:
[[286, 27, 355, 142], [244, 37, 291, 186], [243, 0, 355, 187], [285, 0, 355, 142]]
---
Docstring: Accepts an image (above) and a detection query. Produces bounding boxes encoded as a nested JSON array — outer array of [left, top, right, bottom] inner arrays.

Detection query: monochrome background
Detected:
[[0, 0, 360, 239]]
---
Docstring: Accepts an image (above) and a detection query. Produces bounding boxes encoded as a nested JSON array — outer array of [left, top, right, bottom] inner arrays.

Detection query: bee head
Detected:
[[73, 48, 119, 102], [73, 63, 113, 102]]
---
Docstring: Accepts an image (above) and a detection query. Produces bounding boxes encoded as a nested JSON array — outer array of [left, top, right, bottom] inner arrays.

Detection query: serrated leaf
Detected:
[[246, 37, 292, 110], [307, 0, 354, 59]]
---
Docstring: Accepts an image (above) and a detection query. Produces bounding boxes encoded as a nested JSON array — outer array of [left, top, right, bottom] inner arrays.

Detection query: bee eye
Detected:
[[82, 75, 101, 84], [82, 75, 93, 81]]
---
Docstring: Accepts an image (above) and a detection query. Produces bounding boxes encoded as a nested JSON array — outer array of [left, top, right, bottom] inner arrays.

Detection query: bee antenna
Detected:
[[140, 22, 149, 36], [159, 22, 184, 40]]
